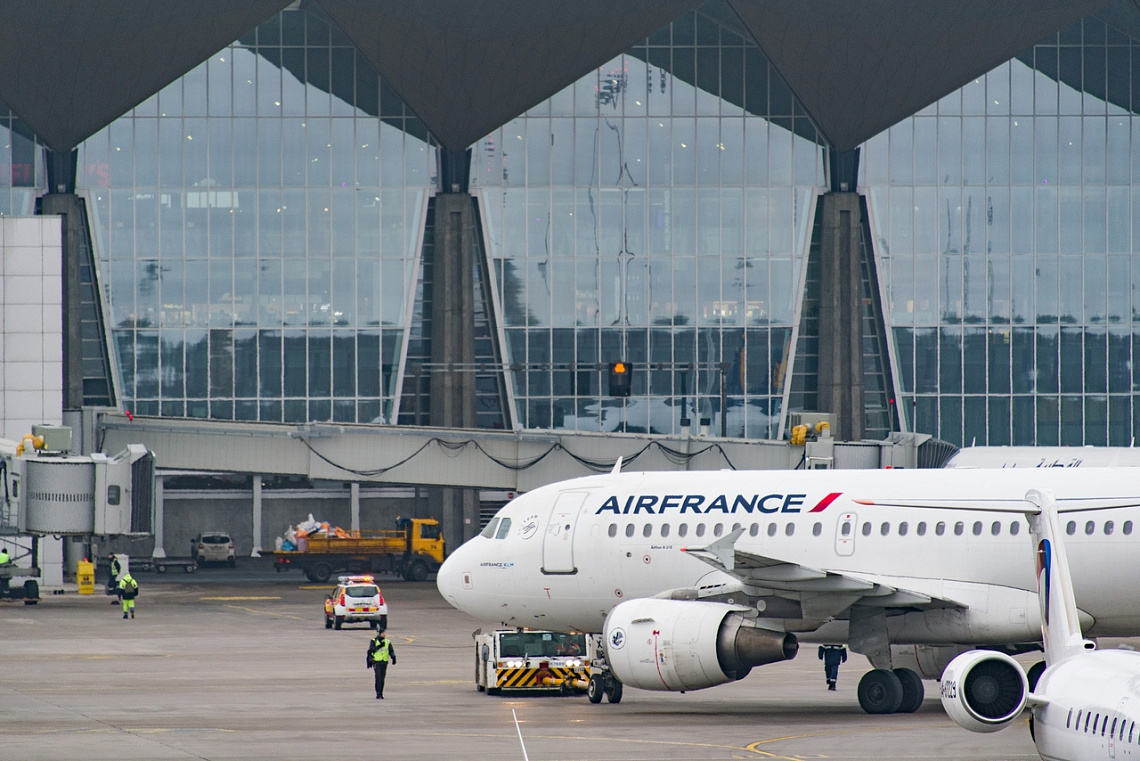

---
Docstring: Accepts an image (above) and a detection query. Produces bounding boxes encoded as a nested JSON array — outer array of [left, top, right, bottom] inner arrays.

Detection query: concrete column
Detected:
[[350, 482, 360, 532], [251, 476, 263, 556], [429, 193, 480, 552], [817, 192, 865, 441], [38, 192, 86, 409], [152, 475, 166, 558]]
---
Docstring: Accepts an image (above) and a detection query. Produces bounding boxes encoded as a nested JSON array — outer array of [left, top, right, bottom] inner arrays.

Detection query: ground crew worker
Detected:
[[366, 627, 396, 699], [0, 546, 10, 564], [818, 644, 847, 690], [117, 572, 139, 619], [107, 553, 121, 600]]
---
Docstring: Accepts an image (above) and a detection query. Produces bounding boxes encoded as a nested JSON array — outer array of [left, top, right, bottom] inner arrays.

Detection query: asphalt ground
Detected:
[[1, 558, 1046, 760]]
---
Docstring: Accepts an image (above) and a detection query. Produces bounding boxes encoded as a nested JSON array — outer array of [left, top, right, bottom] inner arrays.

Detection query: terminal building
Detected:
[[0, 1, 1136, 559]]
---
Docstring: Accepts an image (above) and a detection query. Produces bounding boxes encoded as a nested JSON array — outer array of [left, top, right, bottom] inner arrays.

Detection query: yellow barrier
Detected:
[[77, 560, 95, 595]]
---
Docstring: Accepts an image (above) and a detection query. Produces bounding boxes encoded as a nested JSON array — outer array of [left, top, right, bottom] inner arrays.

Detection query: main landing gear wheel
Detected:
[[587, 674, 605, 704], [893, 668, 924, 713], [857, 669, 904, 714]]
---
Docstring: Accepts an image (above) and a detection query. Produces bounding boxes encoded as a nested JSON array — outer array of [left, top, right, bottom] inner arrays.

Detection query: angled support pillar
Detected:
[[430, 147, 479, 552], [817, 148, 865, 441], [39, 149, 84, 410]]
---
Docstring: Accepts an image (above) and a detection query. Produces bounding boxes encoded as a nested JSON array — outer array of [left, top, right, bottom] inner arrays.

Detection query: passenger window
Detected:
[[1067, 521, 1077, 535], [625, 524, 635, 538], [1125, 521, 1134, 535], [732, 523, 742, 533], [1084, 711, 1090, 732], [1066, 708, 1071, 729], [954, 521, 964, 536], [678, 523, 688, 538], [935, 521, 946, 536], [1112, 717, 1118, 737], [991, 521, 1001, 536], [608, 524, 617, 538], [1085, 520, 1095, 536], [916, 521, 926, 536], [898, 521, 908, 537], [661, 524, 670, 538], [861, 522, 872, 537], [480, 517, 501, 539], [496, 518, 512, 539], [767, 523, 777, 537], [749, 523, 759, 537], [1009, 521, 1020, 536], [713, 523, 724, 537], [696, 524, 706, 537], [643, 524, 652, 538], [812, 522, 822, 537], [841, 522, 851, 536], [784, 523, 795, 536], [880, 522, 890, 536], [972, 521, 983, 536], [1077, 709, 1083, 730], [1105, 520, 1114, 536]]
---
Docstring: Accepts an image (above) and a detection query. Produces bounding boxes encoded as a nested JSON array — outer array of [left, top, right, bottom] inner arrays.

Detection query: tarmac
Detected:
[[1, 559, 1045, 760]]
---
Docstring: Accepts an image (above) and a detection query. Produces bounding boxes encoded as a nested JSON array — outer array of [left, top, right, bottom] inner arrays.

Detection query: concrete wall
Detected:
[[0, 215, 63, 441]]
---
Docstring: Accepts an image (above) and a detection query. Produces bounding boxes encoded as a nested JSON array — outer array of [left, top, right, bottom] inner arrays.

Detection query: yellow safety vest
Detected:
[[370, 638, 391, 663]]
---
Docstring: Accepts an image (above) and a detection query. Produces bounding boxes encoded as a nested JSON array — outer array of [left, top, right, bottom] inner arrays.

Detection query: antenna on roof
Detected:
[[610, 456, 623, 475]]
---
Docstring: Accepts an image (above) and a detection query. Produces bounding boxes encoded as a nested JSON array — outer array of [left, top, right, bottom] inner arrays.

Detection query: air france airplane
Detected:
[[436, 467, 1140, 714], [941, 489, 1140, 761]]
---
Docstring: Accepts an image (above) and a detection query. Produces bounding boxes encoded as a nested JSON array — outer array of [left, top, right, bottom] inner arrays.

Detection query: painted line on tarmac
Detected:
[[224, 604, 308, 621], [742, 723, 958, 759], [298, 584, 336, 590], [199, 595, 282, 601]]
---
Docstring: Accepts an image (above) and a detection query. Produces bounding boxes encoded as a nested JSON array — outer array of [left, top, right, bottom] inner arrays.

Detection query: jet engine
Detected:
[[939, 650, 1028, 733], [602, 598, 798, 692], [889, 644, 972, 680]]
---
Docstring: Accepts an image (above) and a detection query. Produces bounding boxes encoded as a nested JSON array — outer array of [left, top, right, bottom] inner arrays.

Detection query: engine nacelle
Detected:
[[603, 598, 798, 692], [939, 650, 1028, 733]]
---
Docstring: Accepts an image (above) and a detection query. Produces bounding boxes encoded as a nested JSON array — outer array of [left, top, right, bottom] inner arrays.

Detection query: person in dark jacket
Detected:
[[366, 628, 397, 699], [818, 644, 847, 690]]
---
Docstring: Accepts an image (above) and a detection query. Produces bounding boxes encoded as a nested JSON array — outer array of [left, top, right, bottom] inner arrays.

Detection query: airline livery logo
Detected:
[[1036, 538, 1052, 625], [609, 628, 626, 650], [518, 514, 540, 540], [594, 491, 843, 516]]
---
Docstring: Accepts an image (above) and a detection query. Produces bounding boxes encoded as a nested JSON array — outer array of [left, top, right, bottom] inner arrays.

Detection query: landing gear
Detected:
[[587, 673, 623, 704], [893, 668, 925, 713], [857, 668, 925, 714], [857, 669, 903, 714]]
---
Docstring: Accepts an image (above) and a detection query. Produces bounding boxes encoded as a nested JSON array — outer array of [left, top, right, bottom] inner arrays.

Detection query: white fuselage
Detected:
[[1031, 650, 1140, 761], [438, 468, 1140, 643]]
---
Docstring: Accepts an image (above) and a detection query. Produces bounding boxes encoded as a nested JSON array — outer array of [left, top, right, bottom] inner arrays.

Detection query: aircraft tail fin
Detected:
[[1025, 488, 1095, 664]]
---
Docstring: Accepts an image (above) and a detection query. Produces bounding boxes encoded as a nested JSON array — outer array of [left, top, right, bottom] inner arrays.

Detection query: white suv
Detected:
[[324, 575, 388, 630], [191, 532, 236, 567]]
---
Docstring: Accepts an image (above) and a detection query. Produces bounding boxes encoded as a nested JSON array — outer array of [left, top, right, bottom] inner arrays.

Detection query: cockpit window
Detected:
[[495, 517, 512, 539], [480, 517, 500, 539]]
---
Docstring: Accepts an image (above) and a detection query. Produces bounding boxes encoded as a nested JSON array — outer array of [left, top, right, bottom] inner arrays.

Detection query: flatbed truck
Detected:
[[261, 517, 444, 583]]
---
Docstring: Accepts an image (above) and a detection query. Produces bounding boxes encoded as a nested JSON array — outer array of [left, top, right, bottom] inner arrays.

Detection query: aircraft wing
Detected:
[[682, 530, 964, 612]]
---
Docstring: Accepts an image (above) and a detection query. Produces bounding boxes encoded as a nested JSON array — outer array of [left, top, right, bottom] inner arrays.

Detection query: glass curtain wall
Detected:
[[474, 13, 824, 438], [76, 7, 433, 425], [866, 16, 1140, 447]]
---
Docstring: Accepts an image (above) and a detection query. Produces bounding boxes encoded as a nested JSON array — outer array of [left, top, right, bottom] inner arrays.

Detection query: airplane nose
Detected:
[[435, 542, 465, 604]]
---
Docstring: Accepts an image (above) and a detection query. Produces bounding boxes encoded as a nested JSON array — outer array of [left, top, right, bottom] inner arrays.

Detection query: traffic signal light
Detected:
[[608, 361, 632, 397]]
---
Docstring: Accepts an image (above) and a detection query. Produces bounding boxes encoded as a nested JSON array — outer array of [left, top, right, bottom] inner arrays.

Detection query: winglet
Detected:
[[681, 527, 744, 571], [1025, 488, 1096, 665], [610, 457, 623, 475]]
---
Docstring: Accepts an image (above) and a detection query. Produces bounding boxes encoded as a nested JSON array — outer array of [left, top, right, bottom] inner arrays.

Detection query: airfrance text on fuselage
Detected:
[[595, 492, 841, 515]]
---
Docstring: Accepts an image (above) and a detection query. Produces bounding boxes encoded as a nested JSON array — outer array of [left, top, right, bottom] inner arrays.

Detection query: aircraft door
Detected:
[[835, 512, 857, 556], [542, 491, 588, 574]]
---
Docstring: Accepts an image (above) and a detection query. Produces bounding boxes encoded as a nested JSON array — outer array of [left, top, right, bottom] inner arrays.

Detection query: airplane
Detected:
[[945, 446, 1140, 469], [436, 467, 1140, 714], [941, 488, 1140, 760]]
